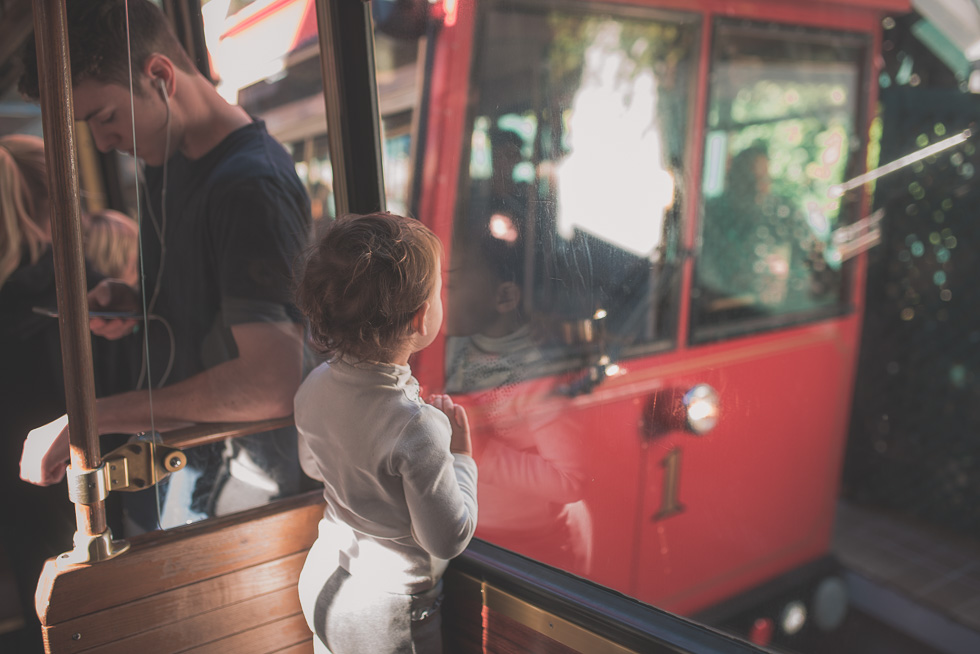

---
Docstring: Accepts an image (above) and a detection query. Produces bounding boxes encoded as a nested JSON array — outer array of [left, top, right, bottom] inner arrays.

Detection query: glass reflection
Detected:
[[448, 5, 697, 576], [445, 227, 591, 572], [102, 0, 317, 532], [694, 25, 860, 334], [556, 20, 676, 257]]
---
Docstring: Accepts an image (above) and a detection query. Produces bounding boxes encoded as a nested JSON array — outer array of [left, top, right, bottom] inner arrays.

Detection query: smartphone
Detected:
[[32, 306, 145, 320]]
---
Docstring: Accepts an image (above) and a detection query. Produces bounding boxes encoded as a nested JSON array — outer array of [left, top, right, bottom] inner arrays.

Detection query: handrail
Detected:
[[161, 416, 296, 449], [452, 539, 765, 653], [32, 0, 119, 562]]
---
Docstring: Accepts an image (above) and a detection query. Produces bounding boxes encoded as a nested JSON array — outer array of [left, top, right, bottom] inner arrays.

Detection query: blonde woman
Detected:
[[83, 209, 139, 286], [0, 134, 50, 289], [0, 133, 80, 653]]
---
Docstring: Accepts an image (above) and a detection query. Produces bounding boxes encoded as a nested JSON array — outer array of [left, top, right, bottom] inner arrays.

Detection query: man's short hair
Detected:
[[19, 0, 196, 100]]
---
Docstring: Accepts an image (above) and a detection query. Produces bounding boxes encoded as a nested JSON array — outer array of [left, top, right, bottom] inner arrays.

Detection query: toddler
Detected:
[[293, 212, 477, 654]]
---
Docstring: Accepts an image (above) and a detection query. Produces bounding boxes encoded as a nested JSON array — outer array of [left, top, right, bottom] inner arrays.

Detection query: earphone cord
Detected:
[[124, 0, 155, 420], [134, 98, 173, 391], [146, 82, 169, 316], [124, 2, 173, 530]]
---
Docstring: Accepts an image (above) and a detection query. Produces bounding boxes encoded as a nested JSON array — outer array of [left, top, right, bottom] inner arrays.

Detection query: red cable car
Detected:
[[399, 0, 907, 640]]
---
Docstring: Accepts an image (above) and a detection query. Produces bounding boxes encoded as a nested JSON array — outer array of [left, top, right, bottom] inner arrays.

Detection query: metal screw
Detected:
[[72, 633, 81, 641], [169, 456, 183, 469]]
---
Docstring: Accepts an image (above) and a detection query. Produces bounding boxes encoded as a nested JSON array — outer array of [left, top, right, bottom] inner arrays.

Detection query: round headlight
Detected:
[[780, 600, 808, 635], [683, 383, 720, 435]]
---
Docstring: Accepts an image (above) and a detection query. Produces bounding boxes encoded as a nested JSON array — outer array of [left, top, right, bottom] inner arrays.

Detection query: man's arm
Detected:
[[21, 321, 303, 485], [99, 321, 303, 432]]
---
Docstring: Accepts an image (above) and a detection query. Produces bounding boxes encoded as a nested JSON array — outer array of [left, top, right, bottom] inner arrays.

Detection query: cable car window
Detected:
[[71, 0, 327, 533], [692, 21, 865, 341], [447, 4, 699, 393]]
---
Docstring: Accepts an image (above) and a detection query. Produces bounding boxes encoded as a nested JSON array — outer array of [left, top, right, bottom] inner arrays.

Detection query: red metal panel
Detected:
[[590, 0, 907, 27], [630, 317, 862, 613]]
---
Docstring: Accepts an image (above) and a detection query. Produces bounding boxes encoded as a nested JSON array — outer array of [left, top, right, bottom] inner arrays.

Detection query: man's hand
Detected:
[[88, 279, 140, 339], [20, 414, 71, 486], [430, 394, 472, 457]]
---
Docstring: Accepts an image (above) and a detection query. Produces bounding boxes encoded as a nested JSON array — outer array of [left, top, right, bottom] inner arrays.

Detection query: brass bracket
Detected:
[[67, 441, 187, 504], [59, 530, 130, 566]]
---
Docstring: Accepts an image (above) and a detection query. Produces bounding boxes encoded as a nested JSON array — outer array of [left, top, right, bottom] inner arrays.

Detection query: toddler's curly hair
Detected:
[[295, 212, 442, 361]]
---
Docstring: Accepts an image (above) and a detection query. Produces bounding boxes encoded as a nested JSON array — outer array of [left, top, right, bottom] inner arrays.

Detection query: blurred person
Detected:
[[467, 129, 530, 242], [0, 134, 98, 653], [17, 0, 311, 531], [699, 143, 834, 313], [487, 128, 529, 219], [81, 209, 142, 401], [445, 219, 539, 391], [82, 209, 139, 286]]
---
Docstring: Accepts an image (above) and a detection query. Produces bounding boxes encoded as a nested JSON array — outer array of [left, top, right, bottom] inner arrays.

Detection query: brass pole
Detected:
[[31, 0, 124, 562]]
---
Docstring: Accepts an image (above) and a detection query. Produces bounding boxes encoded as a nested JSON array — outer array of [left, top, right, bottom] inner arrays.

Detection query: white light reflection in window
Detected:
[[488, 213, 519, 243], [555, 22, 675, 258]]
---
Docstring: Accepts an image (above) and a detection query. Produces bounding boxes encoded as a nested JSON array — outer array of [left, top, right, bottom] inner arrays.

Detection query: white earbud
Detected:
[[156, 78, 169, 106]]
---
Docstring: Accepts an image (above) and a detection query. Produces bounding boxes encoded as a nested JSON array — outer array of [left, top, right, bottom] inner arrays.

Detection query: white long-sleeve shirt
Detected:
[[294, 357, 478, 593]]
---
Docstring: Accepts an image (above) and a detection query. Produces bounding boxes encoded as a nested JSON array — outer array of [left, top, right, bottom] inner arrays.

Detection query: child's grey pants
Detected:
[[299, 557, 444, 654]]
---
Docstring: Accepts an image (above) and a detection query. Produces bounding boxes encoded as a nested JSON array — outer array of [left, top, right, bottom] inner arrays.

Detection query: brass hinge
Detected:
[[67, 441, 187, 505]]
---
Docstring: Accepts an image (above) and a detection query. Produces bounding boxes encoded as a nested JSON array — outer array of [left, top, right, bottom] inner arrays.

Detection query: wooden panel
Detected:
[[76, 586, 301, 654], [484, 586, 638, 654], [486, 610, 580, 654], [38, 492, 324, 625], [443, 570, 484, 654], [180, 611, 311, 654], [274, 641, 315, 654], [44, 552, 307, 652], [442, 569, 645, 654], [440, 571, 583, 654]]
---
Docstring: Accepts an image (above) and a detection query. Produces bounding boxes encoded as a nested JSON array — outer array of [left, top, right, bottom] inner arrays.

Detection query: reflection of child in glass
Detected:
[[293, 213, 477, 654], [445, 220, 540, 392], [445, 223, 591, 573]]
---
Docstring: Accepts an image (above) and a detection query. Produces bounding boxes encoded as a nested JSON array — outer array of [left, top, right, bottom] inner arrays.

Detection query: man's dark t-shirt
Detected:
[[133, 120, 311, 525], [141, 120, 308, 385]]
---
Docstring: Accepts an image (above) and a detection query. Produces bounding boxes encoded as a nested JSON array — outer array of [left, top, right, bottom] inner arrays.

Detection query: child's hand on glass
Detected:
[[429, 394, 472, 457]]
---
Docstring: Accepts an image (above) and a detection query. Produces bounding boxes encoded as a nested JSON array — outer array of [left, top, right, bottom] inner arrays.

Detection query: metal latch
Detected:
[[67, 441, 187, 505]]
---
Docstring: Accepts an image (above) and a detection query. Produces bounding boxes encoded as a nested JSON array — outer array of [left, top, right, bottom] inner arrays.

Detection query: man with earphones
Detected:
[[17, 0, 311, 530]]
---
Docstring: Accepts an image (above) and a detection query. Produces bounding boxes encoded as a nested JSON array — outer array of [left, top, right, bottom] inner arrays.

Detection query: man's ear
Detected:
[[143, 53, 175, 97], [411, 301, 431, 336], [495, 281, 521, 314]]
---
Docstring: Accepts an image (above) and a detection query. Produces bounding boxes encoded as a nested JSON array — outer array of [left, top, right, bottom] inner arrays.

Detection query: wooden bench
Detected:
[[36, 491, 323, 653]]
